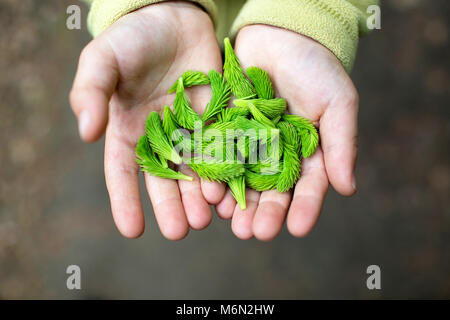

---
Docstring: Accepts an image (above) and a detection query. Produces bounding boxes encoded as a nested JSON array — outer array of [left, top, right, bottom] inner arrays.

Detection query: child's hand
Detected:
[[216, 25, 359, 240], [70, 2, 225, 239]]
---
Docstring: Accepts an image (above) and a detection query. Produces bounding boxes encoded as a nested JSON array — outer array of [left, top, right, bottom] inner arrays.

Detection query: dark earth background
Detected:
[[0, 0, 448, 299]]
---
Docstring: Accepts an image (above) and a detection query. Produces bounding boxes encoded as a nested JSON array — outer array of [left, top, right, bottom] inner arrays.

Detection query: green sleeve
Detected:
[[83, 0, 217, 37], [229, 0, 380, 72]]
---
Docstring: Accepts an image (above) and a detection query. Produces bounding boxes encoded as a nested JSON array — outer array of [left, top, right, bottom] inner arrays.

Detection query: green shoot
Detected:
[[247, 102, 276, 128], [136, 135, 193, 181], [234, 98, 286, 119], [276, 122, 301, 192], [168, 70, 209, 93], [282, 114, 319, 158], [202, 70, 231, 122], [227, 175, 246, 210], [145, 111, 182, 165], [189, 158, 245, 182], [217, 106, 249, 122], [223, 37, 256, 99], [245, 170, 279, 192], [173, 77, 202, 130], [246, 66, 274, 99]]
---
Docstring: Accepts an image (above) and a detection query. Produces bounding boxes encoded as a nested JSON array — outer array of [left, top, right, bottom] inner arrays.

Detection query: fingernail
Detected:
[[352, 175, 357, 191], [78, 111, 90, 139]]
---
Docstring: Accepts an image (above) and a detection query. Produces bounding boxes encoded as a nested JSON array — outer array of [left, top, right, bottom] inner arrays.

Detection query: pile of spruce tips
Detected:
[[135, 38, 319, 210]]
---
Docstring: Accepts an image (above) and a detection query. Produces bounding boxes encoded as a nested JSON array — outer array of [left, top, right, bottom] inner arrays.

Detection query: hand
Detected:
[[215, 25, 359, 240], [70, 2, 225, 239]]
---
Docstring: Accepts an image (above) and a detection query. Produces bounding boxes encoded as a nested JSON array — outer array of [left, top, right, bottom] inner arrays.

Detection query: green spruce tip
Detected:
[[145, 111, 182, 165], [198, 120, 239, 156], [223, 37, 256, 99], [247, 102, 276, 128], [136, 135, 193, 181], [173, 77, 202, 130], [246, 66, 274, 100], [162, 105, 193, 152], [282, 114, 319, 158], [162, 105, 179, 146], [217, 106, 249, 122], [246, 161, 283, 175], [234, 116, 282, 161], [188, 158, 245, 183], [276, 122, 301, 193], [202, 70, 231, 122], [272, 115, 281, 124], [246, 102, 283, 161], [234, 98, 286, 120], [245, 170, 279, 192], [168, 70, 210, 94], [227, 175, 246, 210]]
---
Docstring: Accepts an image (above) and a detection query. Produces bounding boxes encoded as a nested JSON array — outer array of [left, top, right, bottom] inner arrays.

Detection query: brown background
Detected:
[[0, 0, 448, 299]]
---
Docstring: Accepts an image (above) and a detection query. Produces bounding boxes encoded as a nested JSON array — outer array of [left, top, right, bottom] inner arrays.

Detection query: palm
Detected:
[[216, 25, 359, 240], [71, 3, 225, 239]]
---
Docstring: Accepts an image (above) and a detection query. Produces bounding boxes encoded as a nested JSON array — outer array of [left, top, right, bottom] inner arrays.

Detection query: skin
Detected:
[[216, 25, 359, 241], [70, 2, 225, 240], [71, 4, 359, 241]]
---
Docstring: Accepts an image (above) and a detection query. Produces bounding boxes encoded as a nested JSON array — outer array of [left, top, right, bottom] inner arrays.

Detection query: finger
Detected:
[[287, 147, 328, 237], [201, 179, 226, 204], [252, 190, 292, 241], [104, 132, 145, 238], [320, 90, 359, 196], [215, 189, 236, 220], [70, 39, 118, 142], [231, 189, 260, 240], [144, 174, 189, 241], [177, 165, 212, 230]]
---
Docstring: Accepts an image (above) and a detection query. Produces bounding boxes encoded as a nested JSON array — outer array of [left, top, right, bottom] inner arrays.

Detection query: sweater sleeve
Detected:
[[230, 0, 380, 73], [83, 0, 217, 37]]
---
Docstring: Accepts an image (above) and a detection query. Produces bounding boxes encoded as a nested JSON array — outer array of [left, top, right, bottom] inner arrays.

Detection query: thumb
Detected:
[[70, 39, 118, 142], [320, 89, 359, 196]]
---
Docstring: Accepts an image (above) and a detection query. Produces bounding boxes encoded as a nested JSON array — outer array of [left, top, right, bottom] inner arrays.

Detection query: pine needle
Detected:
[[173, 77, 202, 130], [223, 37, 256, 99], [282, 114, 319, 158], [202, 70, 231, 122], [136, 135, 193, 181], [168, 70, 209, 94], [246, 66, 274, 99], [146, 111, 182, 165]]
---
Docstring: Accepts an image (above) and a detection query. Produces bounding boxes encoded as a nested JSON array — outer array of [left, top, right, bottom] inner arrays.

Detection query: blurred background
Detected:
[[0, 0, 448, 299]]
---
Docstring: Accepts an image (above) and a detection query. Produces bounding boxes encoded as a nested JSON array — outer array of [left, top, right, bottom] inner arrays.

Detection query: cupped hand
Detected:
[[215, 25, 359, 241], [70, 2, 225, 239]]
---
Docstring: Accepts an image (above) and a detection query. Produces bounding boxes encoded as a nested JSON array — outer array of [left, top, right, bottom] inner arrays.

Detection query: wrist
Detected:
[[236, 24, 339, 64]]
